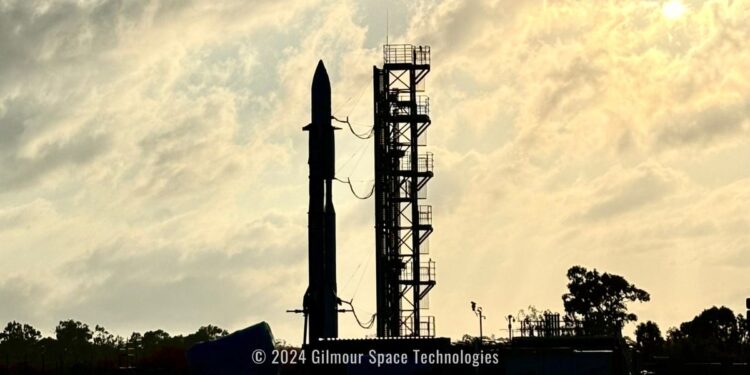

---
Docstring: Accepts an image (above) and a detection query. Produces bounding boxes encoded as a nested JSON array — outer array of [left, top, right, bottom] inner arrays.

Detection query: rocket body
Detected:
[[303, 60, 338, 344]]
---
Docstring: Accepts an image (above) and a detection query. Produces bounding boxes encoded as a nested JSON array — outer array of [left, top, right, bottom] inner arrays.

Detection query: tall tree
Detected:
[[679, 306, 740, 343], [0, 321, 42, 364], [92, 325, 116, 347], [189, 325, 228, 343], [55, 320, 93, 365], [562, 265, 650, 335], [738, 314, 749, 346], [55, 320, 92, 346], [666, 306, 744, 362], [142, 329, 171, 352], [0, 321, 41, 344], [635, 321, 664, 358]]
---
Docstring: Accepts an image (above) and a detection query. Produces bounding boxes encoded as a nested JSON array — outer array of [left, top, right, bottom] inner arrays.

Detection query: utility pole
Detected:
[[506, 315, 515, 341], [471, 301, 486, 344]]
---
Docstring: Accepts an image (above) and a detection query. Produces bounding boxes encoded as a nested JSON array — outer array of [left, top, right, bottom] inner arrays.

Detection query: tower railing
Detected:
[[384, 44, 431, 65], [516, 313, 617, 338], [398, 152, 434, 173], [418, 316, 435, 337], [419, 259, 436, 282], [389, 95, 429, 116], [418, 205, 432, 225], [418, 152, 433, 173], [398, 259, 436, 283], [416, 96, 430, 116]]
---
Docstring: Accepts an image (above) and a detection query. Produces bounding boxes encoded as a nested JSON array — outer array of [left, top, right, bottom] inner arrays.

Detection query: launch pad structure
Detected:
[[237, 37, 648, 375], [298, 44, 437, 347], [288, 44, 629, 375]]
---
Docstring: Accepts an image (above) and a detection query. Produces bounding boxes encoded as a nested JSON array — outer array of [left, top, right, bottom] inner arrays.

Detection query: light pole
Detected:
[[471, 301, 486, 344], [506, 315, 515, 340]]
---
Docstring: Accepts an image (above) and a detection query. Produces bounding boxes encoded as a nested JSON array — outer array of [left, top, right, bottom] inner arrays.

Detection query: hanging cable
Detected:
[[346, 84, 368, 118], [336, 138, 369, 176], [334, 177, 375, 199], [340, 252, 367, 295], [332, 115, 373, 140], [333, 96, 355, 119], [339, 299, 376, 330], [345, 140, 369, 178], [351, 250, 372, 299], [334, 78, 369, 119]]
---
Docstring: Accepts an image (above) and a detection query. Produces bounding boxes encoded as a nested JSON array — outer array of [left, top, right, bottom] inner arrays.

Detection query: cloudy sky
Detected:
[[1, 0, 749, 344]]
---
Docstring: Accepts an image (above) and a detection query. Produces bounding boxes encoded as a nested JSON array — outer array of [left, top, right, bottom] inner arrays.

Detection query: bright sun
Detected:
[[662, 0, 687, 20]]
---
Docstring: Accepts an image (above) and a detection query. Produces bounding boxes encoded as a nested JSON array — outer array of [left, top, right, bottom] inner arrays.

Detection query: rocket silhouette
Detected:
[[303, 60, 339, 343]]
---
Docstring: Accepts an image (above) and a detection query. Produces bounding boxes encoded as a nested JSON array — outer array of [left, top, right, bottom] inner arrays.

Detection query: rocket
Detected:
[[303, 60, 339, 344]]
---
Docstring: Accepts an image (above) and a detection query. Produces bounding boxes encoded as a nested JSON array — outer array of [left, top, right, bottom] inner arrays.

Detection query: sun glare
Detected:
[[662, 0, 687, 20]]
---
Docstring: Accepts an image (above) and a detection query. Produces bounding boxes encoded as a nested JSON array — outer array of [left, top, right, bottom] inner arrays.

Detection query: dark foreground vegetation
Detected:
[[634, 306, 750, 373], [0, 321, 229, 373], [0, 265, 747, 374], [560, 266, 750, 369]]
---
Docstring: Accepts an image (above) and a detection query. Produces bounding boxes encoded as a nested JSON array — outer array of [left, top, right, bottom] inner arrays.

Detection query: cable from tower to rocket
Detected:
[[339, 299, 377, 330], [332, 115, 373, 139], [334, 177, 375, 200]]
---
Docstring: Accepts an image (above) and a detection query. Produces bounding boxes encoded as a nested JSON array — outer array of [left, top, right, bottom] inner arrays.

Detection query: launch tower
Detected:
[[373, 45, 435, 337]]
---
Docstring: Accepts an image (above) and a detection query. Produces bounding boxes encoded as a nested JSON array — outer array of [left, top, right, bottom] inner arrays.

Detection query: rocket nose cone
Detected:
[[315, 60, 326, 74], [311, 59, 331, 126], [313, 60, 330, 88]]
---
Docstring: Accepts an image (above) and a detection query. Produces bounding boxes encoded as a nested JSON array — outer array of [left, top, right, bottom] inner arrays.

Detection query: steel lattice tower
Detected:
[[373, 45, 435, 337]]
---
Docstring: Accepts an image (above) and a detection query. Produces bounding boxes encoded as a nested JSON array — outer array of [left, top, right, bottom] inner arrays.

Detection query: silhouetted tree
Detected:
[[142, 329, 170, 351], [517, 306, 552, 322], [37, 337, 56, 370], [682, 306, 739, 343], [0, 319, 235, 372], [454, 334, 480, 347], [128, 331, 143, 346], [0, 321, 41, 368], [635, 320, 664, 359], [0, 321, 41, 344], [738, 314, 749, 346], [55, 319, 93, 367], [666, 326, 684, 342], [186, 325, 229, 345], [562, 266, 650, 335], [55, 320, 92, 346], [666, 306, 742, 362], [92, 325, 116, 347], [90, 325, 120, 369], [139, 329, 181, 369]]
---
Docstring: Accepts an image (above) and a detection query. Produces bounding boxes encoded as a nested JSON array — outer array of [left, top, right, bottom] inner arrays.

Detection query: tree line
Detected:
[[548, 266, 750, 365], [635, 306, 750, 364], [2, 265, 747, 373], [0, 319, 228, 373], [562, 266, 750, 363], [463, 265, 749, 368]]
